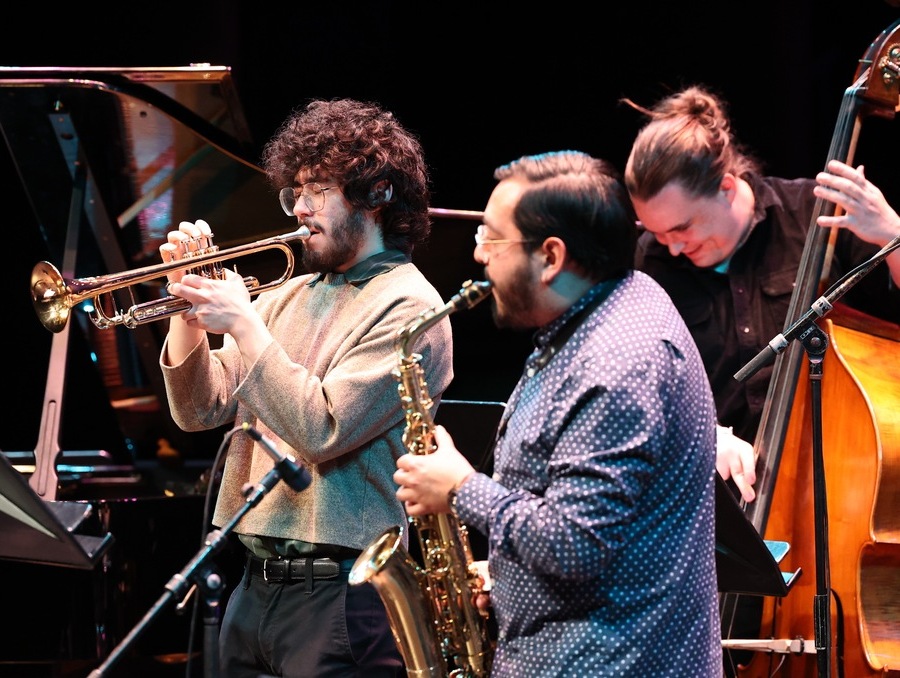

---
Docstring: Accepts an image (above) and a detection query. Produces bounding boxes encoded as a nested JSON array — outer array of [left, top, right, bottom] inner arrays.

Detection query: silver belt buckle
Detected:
[[262, 558, 276, 582]]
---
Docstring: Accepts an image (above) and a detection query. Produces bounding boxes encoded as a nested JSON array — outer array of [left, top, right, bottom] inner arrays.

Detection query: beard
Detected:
[[488, 261, 536, 330], [299, 210, 368, 272]]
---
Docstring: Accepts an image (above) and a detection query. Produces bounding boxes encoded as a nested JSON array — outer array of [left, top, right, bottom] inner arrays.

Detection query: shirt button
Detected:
[[743, 327, 751, 333]]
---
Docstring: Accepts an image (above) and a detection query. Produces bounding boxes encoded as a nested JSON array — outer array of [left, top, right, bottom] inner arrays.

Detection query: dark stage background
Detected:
[[2, 1, 899, 459], [1, 3, 900, 676]]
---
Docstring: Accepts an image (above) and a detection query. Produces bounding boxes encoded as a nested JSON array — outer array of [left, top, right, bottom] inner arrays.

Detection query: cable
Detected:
[[184, 425, 241, 678]]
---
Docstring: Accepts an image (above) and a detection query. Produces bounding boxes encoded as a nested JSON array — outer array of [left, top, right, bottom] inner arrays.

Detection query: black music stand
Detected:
[[434, 400, 505, 470], [432, 399, 506, 563], [715, 474, 793, 596], [0, 451, 112, 569]]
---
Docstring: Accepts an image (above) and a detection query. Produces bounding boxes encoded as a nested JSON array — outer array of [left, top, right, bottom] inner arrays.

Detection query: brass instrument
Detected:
[[30, 226, 310, 333], [350, 279, 494, 678]]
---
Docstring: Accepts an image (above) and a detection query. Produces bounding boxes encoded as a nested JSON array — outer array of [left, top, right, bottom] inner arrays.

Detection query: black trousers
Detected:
[[218, 560, 404, 677]]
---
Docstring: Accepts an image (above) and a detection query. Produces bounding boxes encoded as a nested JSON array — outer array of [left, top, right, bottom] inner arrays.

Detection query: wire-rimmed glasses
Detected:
[[279, 183, 334, 215], [474, 224, 536, 254]]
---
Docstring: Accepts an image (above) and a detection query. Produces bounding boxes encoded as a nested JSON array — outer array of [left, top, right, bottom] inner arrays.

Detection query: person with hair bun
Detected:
[[624, 84, 900, 504], [623, 84, 900, 677]]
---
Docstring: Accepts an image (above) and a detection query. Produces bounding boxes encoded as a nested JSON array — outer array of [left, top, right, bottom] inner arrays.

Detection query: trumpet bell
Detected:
[[32, 261, 70, 334]]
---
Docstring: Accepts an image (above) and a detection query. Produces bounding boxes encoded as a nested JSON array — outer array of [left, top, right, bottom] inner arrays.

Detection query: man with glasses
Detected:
[[393, 151, 723, 676], [158, 98, 452, 677]]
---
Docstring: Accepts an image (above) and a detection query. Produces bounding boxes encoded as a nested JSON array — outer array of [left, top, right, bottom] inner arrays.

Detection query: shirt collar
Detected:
[[715, 172, 770, 274], [526, 277, 622, 376], [306, 249, 409, 286]]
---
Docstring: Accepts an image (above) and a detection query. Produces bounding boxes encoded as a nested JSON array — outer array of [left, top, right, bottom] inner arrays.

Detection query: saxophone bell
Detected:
[[350, 526, 447, 678]]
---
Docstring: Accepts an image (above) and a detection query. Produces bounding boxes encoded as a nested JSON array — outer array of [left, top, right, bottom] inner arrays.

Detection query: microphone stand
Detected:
[[734, 233, 900, 678], [87, 460, 299, 677]]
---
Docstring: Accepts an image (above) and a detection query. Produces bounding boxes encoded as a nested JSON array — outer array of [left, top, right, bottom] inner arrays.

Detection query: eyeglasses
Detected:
[[474, 224, 536, 253], [279, 183, 334, 215]]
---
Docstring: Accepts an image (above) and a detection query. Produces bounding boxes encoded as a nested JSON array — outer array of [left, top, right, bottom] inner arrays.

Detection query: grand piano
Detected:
[[0, 66, 525, 677]]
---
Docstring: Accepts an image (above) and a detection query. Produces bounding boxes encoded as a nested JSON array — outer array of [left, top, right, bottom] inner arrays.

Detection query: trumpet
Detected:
[[31, 226, 311, 333]]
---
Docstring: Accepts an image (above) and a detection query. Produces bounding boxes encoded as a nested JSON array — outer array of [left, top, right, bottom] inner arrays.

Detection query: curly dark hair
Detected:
[[261, 98, 431, 256]]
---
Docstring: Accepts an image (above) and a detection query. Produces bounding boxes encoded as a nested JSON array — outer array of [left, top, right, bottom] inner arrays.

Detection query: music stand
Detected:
[[431, 399, 506, 563], [715, 474, 794, 596], [0, 451, 112, 569]]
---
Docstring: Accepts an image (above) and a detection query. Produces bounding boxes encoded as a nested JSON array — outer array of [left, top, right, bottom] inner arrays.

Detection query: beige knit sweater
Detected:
[[160, 251, 454, 553]]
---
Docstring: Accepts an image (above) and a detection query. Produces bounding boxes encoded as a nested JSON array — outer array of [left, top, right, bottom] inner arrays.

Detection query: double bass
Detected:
[[727, 20, 900, 678]]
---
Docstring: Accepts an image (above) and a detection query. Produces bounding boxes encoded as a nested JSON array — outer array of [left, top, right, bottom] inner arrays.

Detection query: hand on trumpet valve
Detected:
[[159, 219, 219, 284], [168, 267, 256, 334]]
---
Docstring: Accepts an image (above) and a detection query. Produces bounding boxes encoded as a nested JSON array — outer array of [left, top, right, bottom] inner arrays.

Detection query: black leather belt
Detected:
[[247, 556, 355, 584]]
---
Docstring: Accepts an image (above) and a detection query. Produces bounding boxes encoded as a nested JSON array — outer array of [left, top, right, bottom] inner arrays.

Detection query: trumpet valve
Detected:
[[184, 241, 222, 278]]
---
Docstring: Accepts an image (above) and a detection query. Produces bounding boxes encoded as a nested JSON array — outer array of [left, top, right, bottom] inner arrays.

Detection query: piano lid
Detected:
[[0, 65, 294, 469], [0, 64, 294, 260]]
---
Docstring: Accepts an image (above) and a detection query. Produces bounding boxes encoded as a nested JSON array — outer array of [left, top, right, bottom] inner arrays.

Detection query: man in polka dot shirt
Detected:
[[395, 150, 723, 677]]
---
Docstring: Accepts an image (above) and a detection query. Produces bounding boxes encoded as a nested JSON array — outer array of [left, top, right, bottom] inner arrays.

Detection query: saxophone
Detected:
[[350, 279, 494, 678]]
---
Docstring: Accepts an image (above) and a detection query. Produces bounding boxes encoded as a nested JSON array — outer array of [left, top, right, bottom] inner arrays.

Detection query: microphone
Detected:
[[242, 422, 312, 492]]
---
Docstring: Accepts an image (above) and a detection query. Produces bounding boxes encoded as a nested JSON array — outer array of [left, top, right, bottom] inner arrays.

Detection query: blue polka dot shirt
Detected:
[[455, 271, 723, 677]]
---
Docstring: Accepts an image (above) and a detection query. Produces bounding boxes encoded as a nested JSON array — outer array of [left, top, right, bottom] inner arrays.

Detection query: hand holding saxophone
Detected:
[[394, 425, 475, 516]]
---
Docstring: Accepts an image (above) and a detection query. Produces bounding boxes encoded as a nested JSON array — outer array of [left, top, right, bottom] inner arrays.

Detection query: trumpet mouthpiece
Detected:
[[297, 226, 311, 240]]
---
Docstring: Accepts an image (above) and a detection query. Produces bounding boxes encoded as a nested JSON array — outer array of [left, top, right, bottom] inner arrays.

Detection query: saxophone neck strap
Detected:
[[528, 277, 618, 376]]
